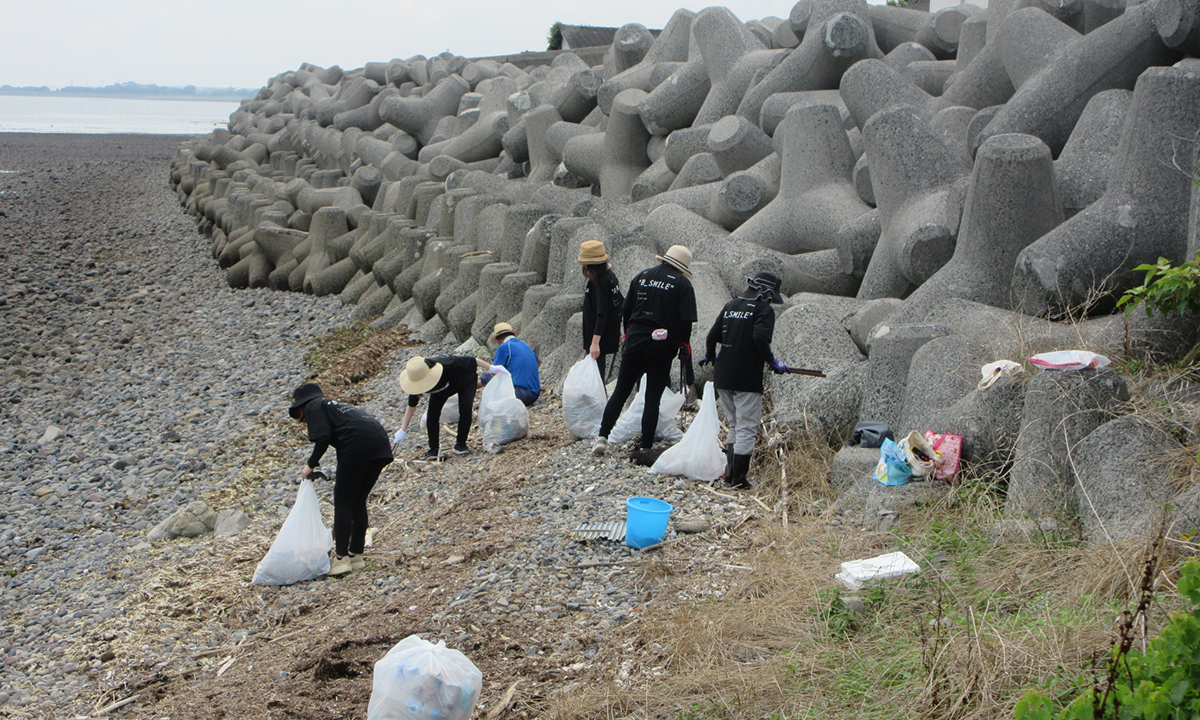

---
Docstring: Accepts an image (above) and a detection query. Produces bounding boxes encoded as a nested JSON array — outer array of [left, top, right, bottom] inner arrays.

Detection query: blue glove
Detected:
[[769, 358, 788, 374], [697, 356, 712, 367]]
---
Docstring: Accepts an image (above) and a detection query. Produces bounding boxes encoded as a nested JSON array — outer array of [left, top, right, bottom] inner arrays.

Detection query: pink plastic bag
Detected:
[[1028, 350, 1110, 370], [924, 431, 963, 484]]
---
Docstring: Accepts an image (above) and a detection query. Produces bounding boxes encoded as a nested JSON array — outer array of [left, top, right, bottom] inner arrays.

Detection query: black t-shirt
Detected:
[[406, 355, 478, 407], [708, 297, 776, 393], [622, 264, 698, 354], [582, 269, 624, 354], [303, 398, 394, 468]]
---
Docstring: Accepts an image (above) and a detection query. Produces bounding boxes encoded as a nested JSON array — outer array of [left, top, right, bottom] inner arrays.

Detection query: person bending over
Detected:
[[289, 382, 393, 576], [394, 354, 498, 460]]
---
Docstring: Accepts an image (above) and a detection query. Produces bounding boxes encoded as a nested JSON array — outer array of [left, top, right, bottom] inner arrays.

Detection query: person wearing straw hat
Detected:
[[592, 244, 697, 459], [394, 354, 497, 460], [289, 382, 393, 576], [576, 239, 623, 381], [481, 322, 541, 406], [698, 272, 788, 489]]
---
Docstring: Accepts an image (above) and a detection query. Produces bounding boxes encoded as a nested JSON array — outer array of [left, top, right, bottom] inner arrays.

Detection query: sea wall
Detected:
[[171, 0, 1200, 541]]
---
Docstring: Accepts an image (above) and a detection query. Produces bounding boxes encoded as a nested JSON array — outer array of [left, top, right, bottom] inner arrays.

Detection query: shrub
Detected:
[[1015, 559, 1200, 719]]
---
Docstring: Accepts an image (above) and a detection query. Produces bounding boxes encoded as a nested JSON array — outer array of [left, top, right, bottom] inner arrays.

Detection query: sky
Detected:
[[0, 0, 812, 91]]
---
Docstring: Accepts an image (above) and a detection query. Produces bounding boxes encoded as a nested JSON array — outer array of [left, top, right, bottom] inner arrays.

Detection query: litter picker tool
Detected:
[[785, 367, 827, 378]]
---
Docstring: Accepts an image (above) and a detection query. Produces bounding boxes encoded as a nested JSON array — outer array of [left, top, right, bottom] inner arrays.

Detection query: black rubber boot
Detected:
[[728, 454, 752, 489], [723, 444, 734, 481]]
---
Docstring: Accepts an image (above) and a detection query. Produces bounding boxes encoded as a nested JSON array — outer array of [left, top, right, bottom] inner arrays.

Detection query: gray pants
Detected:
[[719, 389, 763, 455]]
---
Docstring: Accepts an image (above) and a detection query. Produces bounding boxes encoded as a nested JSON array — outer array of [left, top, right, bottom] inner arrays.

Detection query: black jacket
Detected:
[[622, 264, 697, 355], [582, 269, 624, 354], [303, 399, 394, 469], [706, 296, 776, 394]]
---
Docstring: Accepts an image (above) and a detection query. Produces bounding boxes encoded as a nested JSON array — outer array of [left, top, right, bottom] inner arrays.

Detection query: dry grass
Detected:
[[305, 322, 417, 404], [536, 436, 1198, 720]]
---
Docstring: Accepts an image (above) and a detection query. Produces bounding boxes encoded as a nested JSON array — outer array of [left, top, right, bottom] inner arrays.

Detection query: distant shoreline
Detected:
[[0, 91, 246, 102]]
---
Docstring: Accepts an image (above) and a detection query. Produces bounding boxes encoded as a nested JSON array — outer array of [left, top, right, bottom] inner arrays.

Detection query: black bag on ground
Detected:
[[847, 422, 894, 449]]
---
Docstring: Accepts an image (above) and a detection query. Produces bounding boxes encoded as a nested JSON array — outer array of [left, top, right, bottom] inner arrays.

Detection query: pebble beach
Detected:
[[0, 133, 351, 710], [0, 132, 757, 718]]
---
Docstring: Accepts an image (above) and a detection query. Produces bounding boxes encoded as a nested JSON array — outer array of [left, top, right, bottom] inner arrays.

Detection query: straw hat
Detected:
[[399, 356, 444, 394], [656, 244, 692, 276], [288, 382, 324, 419], [489, 322, 515, 344], [576, 239, 609, 265]]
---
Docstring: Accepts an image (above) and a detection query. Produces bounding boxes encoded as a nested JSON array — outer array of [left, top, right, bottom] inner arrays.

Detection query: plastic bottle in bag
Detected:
[[367, 635, 482, 720]]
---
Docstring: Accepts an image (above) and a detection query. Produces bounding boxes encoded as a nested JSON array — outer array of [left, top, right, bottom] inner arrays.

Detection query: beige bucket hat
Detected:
[[399, 356, 444, 394]]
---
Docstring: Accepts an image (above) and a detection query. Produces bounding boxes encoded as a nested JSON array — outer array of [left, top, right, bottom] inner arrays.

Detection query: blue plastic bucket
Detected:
[[626, 496, 673, 549]]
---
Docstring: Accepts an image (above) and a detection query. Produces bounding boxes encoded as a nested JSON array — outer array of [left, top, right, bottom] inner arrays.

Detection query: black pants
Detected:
[[333, 458, 390, 556], [426, 386, 474, 455], [598, 344, 674, 449]]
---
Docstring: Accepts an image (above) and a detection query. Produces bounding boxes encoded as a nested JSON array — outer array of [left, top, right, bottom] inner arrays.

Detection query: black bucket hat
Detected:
[[288, 382, 324, 419], [747, 271, 782, 303]]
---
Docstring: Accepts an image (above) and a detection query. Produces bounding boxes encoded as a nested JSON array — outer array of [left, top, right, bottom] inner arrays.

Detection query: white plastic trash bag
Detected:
[[251, 479, 333, 585], [367, 634, 482, 720], [477, 370, 528, 450], [420, 398, 461, 428], [651, 382, 725, 481], [1028, 350, 1110, 371], [609, 376, 684, 446], [835, 551, 920, 591], [562, 356, 606, 439]]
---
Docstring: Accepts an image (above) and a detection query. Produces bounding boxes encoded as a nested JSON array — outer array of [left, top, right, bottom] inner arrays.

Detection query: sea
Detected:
[[0, 94, 241, 135]]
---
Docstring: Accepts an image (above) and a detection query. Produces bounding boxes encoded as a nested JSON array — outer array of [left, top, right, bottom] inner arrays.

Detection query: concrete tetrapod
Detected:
[[707, 114, 774, 176], [595, 9, 694, 114], [899, 133, 1063, 316], [737, 0, 884, 125], [1006, 368, 1129, 519], [525, 104, 564, 184], [600, 89, 652, 199], [730, 104, 871, 256], [995, 7, 1082, 91], [377, 75, 470, 145], [973, 0, 1181, 156], [857, 105, 966, 299], [1011, 66, 1200, 317], [687, 6, 767, 125], [1053, 89, 1132, 219], [1155, 0, 1200, 55]]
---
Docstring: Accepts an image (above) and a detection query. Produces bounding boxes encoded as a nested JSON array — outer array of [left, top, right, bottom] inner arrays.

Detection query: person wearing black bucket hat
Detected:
[[699, 271, 788, 489], [289, 382, 393, 576], [592, 244, 697, 461]]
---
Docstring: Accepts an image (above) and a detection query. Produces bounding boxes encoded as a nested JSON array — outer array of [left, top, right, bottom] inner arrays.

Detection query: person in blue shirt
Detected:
[[481, 322, 541, 406]]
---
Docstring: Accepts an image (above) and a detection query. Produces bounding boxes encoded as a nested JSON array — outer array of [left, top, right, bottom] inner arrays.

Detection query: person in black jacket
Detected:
[[394, 354, 498, 460], [593, 245, 697, 458], [577, 239, 623, 380], [699, 272, 789, 488], [289, 383, 394, 576]]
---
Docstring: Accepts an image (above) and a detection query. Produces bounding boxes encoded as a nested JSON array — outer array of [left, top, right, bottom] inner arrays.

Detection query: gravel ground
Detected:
[[0, 133, 350, 713], [0, 133, 760, 719]]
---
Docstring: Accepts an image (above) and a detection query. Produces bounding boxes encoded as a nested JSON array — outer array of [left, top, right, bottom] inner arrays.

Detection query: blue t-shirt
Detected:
[[493, 337, 540, 393]]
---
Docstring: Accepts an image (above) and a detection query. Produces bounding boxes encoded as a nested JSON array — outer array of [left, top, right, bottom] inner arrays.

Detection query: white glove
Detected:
[[489, 364, 507, 375], [392, 429, 407, 445]]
